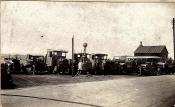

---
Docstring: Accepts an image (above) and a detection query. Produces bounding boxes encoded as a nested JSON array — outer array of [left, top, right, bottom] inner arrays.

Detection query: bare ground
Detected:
[[2, 75, 175, 107], [12, 74, 138, 88]]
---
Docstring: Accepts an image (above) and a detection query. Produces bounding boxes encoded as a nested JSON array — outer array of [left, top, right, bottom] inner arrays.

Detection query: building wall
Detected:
[[134, 52, 168, 60], [134, 53, 160, 56]]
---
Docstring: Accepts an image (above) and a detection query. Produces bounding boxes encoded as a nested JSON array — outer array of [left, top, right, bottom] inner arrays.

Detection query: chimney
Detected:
[[140, 41, 143, 46]]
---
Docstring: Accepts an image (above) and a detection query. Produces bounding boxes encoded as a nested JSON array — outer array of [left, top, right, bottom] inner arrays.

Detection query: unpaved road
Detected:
[[11, 74, 138, 88], [1, 75, 175, 107]]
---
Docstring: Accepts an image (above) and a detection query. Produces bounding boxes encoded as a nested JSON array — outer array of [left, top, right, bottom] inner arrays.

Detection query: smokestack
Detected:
[[71, 35, 74, 76], [140, 41, 143, 46]]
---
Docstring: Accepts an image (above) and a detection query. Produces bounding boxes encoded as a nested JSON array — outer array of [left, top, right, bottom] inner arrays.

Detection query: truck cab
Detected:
[[91, 54, 108, 75], [45, 49, 68, 74]]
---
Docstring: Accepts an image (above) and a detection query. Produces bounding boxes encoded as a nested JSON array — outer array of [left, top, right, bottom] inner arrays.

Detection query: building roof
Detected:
[[134, 45, 168, 54]]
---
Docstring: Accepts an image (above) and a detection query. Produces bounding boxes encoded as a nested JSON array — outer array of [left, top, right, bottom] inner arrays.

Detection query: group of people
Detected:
[[74, 58, 106, 76], [75, 59, 92, 76]]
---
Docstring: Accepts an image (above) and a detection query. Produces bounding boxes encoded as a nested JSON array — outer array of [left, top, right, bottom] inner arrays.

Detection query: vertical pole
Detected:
[[83, 47, 86, 64], [173, 18, 175, 60], [72, 35, 74, 76]]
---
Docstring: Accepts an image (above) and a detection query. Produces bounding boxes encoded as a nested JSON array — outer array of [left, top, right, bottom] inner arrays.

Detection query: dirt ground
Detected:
[[12, 74, 138, 88], [2, 75, 175, 107]]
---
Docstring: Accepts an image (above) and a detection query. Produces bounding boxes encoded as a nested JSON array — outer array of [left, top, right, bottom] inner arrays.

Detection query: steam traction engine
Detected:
[[22, 54, 45, 74], [45, 49, 69, 74], [91, 54, 108, 75], [74, 53, 91, 75]]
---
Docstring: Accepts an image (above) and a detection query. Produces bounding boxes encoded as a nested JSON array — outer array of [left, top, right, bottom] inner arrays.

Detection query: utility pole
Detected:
[[83, 42, 87, 64], [72, 35, 74, 76], [173, 18, 175, 60]]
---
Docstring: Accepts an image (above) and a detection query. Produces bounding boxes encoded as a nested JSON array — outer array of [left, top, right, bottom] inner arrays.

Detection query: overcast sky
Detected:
[[1, 2, 175, 59]]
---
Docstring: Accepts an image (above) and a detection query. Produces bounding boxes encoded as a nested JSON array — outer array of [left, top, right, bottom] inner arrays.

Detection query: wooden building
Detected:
[[134, 42, 168, 60]]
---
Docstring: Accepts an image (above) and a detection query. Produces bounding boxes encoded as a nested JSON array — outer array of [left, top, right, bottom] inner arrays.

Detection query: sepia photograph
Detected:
[[1, 1, 175, 107]]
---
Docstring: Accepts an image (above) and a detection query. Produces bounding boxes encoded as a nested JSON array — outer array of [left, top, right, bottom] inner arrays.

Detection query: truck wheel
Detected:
[[156, 68, 161, 76], [26, 67, 32, 75]]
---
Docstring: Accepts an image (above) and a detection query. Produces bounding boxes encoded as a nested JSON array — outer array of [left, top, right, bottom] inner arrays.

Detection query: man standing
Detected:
[[76, 59, 83, 76]]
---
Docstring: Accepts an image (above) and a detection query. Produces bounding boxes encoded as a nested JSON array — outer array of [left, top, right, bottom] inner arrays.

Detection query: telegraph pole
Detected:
[[173, 18, 175, 60], [72, 35, 74, 76]]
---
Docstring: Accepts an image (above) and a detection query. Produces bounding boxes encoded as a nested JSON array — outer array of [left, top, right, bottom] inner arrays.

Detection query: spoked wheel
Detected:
[[155, 68, 161, 76]]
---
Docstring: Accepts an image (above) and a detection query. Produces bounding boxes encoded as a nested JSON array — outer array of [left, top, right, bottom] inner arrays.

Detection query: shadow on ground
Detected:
[[1, 94, 102, 107]]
